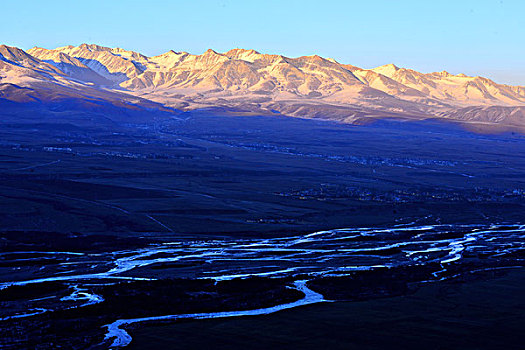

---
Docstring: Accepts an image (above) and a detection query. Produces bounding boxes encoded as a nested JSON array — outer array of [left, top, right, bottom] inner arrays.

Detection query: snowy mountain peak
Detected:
[[203, 48, 221, 56], [372, 63, 400, 76], [0, 45, 39, 64], [224, 48, 261, 62], [78, 43, 110, 52]]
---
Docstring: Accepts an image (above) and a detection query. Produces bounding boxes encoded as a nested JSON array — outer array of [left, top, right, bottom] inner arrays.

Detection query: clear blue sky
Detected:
[[2, 0, 524, 85]]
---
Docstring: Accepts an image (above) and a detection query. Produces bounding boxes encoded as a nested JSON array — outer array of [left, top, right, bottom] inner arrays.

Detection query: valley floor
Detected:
[[128, 268, 525, 350], [1, 110, 524, 349]]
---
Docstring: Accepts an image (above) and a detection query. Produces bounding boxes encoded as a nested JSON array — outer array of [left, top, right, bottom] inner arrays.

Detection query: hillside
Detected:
[[0, 43, 523, 130]]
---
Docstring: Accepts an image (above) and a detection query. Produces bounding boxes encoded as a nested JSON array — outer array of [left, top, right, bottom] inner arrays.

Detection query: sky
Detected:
[[2, 0, 524, 85]]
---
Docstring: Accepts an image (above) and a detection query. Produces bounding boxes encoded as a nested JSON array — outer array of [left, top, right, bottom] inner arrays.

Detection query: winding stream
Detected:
[[104, 279, 325, 347], [1, 223, 524, 347]]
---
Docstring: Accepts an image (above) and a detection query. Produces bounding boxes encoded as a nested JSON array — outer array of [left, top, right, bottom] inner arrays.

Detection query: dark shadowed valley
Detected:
[[0, 104, 524, 349]]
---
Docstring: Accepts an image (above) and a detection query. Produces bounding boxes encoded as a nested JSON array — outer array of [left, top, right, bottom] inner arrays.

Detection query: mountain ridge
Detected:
[[0, 43, 523, 131]]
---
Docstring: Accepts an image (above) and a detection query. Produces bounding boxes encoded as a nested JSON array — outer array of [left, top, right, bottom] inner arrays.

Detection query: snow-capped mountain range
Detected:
[[1, 43, 524, 129]]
